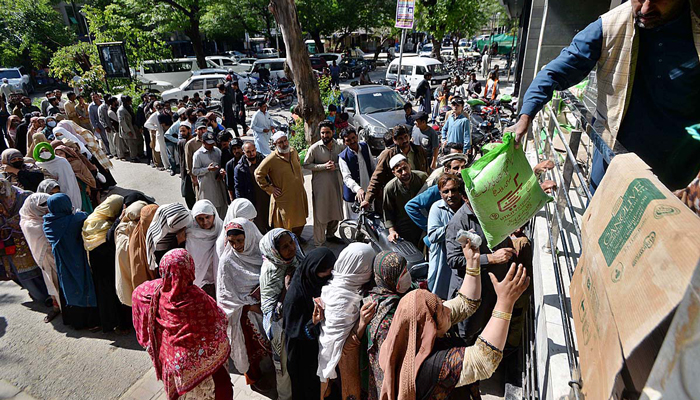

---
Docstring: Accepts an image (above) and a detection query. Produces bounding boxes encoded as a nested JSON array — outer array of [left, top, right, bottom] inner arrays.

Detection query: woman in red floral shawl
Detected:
[[132, 248, 233, 400]]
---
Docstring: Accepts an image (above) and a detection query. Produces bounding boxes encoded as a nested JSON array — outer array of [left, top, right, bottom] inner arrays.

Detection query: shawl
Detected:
[[115, 200, 147, 306], [123, 191, 156, 206], [259, 228, 305, 318], [129, 204, 159, 291], [0, 178, 34, 277], [379, 290, 442, 400], [367, 251, 411, 349], [52, 126, 92, 159], [317, 243, 375, 381], [50, 140, 63, 149], [145, 203, 192, 270], [185, 200, 223, 287], [216, 218, 264, 373], [56, 145, 96, 189], [60, 139, 97, 172], [33, 143, 82, 210], [215, 198, 258, 258], [19, 193, 58, 297], [1, 148, 22, 165], [58, 120, 112, 170], [43, 193, 97, 308], [82, 194, 124, 251], [132, 248, 230, 400], [28, 132, 49, 156], [283, 247, 336, 341], [37, 179, 60, 194]]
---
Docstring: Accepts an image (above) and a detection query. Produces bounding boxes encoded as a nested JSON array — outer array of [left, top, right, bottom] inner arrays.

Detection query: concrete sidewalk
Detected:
[[119, 369, 268, 400], [0, 380, 38, 400]]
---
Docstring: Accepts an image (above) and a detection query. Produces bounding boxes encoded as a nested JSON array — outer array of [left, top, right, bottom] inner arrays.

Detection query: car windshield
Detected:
[[0, 70, 21, 79], [357, 91, 405, 114], [427, 63, 447, 76]]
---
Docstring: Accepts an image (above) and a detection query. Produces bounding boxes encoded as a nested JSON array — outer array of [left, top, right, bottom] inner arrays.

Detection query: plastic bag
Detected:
[[461, 132, 552, 248]]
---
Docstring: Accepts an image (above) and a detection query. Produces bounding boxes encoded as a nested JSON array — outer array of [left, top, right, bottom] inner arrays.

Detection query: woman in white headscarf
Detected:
[[317, 243, 375, 383], [216, 198, 258, 258], [52, 126, 92, 159], [185, 199, 222, 297], [216, 218, 272, 392], [114, 200, 147, 306], [32, 143, 82, 210], [19, 192, 62, 322]]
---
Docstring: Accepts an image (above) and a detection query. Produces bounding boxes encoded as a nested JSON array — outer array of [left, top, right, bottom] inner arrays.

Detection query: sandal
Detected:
[[44, 308, 61, 323]]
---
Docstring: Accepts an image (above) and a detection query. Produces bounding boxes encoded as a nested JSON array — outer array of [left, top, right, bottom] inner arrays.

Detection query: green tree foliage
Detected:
[[201, 0, 275, 43], [414, 0, 500, 57], [48, 42, 105, 89], [82, 1, 172, 68], [0, 0, 74, 68]]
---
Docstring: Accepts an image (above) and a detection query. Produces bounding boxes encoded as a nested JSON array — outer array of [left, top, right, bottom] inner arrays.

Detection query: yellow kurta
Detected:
[[255, 148, 308, 230]]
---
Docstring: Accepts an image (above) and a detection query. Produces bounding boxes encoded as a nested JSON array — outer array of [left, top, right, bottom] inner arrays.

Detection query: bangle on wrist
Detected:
[[465, 267, 481, 276], [492, 310, 512, 321]]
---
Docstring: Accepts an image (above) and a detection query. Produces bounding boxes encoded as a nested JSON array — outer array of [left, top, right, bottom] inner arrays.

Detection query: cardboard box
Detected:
[[570, 154, 700, 399]]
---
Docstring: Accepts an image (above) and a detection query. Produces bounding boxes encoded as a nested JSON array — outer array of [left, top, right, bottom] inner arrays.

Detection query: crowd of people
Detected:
[[0, 76, 550, 400]]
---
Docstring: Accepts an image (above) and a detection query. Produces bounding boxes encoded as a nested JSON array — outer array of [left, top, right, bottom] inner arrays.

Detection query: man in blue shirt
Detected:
[[440, 97, 471, 154], [512, 0, 700, 191]]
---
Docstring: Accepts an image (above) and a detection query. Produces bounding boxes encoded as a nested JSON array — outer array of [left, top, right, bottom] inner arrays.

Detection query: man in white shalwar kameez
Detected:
[[250, 102, 273, 156]]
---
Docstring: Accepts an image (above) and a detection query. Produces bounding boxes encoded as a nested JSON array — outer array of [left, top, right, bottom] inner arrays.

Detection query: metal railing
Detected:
[[523, 87, 626, 399]]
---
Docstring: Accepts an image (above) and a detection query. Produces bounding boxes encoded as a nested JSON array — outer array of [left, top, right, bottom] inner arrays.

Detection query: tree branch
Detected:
[[154, 0, 192, 17]]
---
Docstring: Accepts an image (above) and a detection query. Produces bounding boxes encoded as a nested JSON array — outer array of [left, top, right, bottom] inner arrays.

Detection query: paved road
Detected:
[[0, 139, 342, 400]]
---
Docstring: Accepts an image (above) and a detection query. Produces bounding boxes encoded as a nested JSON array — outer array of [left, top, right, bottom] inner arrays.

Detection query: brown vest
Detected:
[[595, 1, 700, 146]]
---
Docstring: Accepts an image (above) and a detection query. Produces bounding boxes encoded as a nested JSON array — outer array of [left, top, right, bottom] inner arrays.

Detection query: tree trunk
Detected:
[[310, 31, 325, 54], [187, 19, 207, 69], [269, 0, 325, 144], [431, 37, 442, 62]]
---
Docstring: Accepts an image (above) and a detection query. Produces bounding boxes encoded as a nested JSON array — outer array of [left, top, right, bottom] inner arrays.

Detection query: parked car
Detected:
[[191, 69, 256, 92], [161, 74, 228, 102], [252, 58, 286, 81], [225, 50, 247, 60], [440, 48, 455, 61], [418, 43, 433, 57], [238, 58, 258, 65], [0, 67, 33, 94], [309, 56, 328, 71], [256, 48, 279, 59], [316, 53, 343, 65], [205, 56, 238, 69], [341, 85, 408, 155], [136, 58, 204, 90], [338, 58, 374, 79], [385, 57, 450, 93]]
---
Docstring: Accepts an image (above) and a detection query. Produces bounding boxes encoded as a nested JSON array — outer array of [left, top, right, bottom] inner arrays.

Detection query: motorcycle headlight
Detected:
[[368, 125, 388, 137]]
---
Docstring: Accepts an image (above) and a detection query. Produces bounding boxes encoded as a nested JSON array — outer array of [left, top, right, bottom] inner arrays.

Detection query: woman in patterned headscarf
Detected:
[[0, 148, 45, 191], [132, 248, 232, 400], [0, 176, 51, 308], [258, 228, 305, 400], [365, 251, 415, 400]]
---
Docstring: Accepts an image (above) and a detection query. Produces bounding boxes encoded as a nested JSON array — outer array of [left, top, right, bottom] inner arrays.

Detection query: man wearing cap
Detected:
[[224, 136, 244, 200], [185, 118, 207, 197], [250, 102, 273, 156], [178, 121, 196, 208], [362, 124, 427, 211], [383, 155, 428, 248], [193, 131, 229, 218], [338, 125, 376, 219], [234, 141, 270, 233], [303, 120, 346, 246], [416, 72, 433, 114], [441, 97, 470, 154], [255, 132, 308, 241], [412, 111, 439, 170]]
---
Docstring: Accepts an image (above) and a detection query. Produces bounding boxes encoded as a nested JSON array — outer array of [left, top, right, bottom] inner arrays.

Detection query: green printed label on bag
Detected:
[[598, 178, 665, 266]]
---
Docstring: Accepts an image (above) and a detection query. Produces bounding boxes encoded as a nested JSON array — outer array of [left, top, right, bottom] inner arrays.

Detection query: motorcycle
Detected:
[[338, 202, 429, 280]]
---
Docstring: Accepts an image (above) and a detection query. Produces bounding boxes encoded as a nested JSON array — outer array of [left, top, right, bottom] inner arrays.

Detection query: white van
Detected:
[[252, 58, 287, 81], [137, 58, 205, 89], [385, 57, 450, 93]]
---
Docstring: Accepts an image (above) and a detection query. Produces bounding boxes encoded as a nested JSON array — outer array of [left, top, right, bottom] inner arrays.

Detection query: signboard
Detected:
[[395, 0, 415, 29], [96, 42, 130, 79]]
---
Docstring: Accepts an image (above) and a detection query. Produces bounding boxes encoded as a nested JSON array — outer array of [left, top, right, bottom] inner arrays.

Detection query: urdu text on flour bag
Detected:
[[461, 132, 552, 248]]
